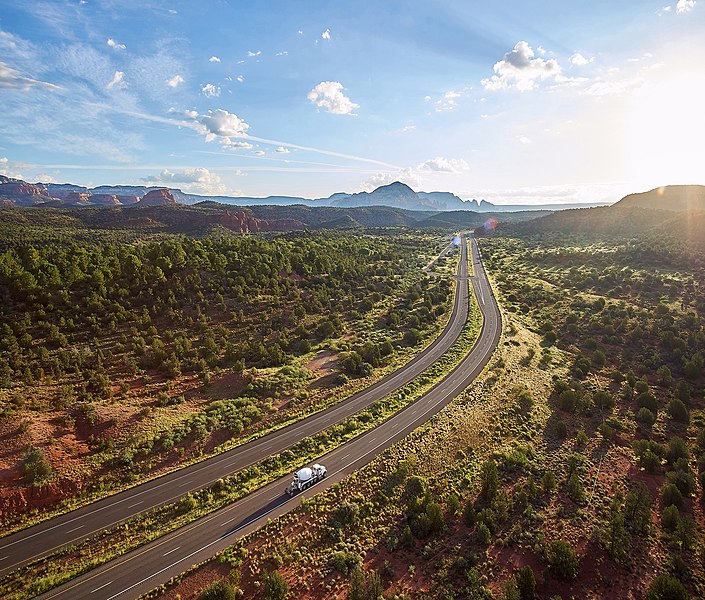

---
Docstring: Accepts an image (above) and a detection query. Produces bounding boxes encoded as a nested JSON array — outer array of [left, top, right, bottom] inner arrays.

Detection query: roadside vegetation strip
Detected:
[[0, 269, 478, 600], [1, 238, 461, 537]]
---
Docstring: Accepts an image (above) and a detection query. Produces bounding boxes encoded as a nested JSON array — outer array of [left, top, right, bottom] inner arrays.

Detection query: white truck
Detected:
[[286, 463, 327, 495]]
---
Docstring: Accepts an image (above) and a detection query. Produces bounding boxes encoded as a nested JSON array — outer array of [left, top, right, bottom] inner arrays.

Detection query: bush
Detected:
[[516, 566, 536, 600], [661, 484, 684, 510], [567, 473, 585, 503], [23, 446, 52, 485], [546, 540, 579, 580], [480, 459, 499, 503], [661, 505, 680, 532], [646, 574, 689, 600], [555, 420, 568, 438], [667, 399, 689, 423], [666, 438, 689, 465], [476, 522, 492, 546], [637, 407, 656, 426], [262, 570, 288, 600], [199, 580, 236, 600]]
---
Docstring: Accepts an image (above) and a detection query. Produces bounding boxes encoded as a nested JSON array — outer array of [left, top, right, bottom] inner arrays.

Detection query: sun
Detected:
[[622, 67, 705, 189]]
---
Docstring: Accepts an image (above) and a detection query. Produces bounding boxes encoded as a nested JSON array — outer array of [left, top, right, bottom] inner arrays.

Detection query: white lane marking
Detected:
[[221, 517, 236, 527], [126, 501, 143, 509], [178, 480, 192, 488], [90, 580, 113, 593], [65, 525, 83, 534], [163, 546, 180, 556], [0, 556, 7, 561]]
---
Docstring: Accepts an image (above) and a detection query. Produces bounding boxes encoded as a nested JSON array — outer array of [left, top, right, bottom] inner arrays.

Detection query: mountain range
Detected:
[[0, 176, 609, 213]]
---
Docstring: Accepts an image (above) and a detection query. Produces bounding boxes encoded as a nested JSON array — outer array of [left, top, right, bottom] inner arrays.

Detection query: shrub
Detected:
[[661, 505, 680, 532], [661, 484, 684, 510], [480, 459, 499, 503], [667, 399, 689, 423], [516, 566, 536, 600], [262, 570, 288, 600], [567, 473, 585, 503], [23, 446, 52, 485], [637, 407, 656, 426], [199, 580, 236, 600], [555, 420, 568, 438], [546, 540, 579, 580], [666, 438, 689, 465], [646, 574, 689, 600], [476, 522, 491, 546], [541, 470, 557, 494]]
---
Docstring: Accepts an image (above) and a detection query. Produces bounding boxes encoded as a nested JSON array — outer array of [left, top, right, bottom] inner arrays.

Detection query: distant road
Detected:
[[35, 234, 502, 600], [0, 235, 470, 578]]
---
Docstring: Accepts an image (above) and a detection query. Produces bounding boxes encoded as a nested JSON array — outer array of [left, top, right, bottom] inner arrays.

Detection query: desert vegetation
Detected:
[[0, 220, 457, 529]]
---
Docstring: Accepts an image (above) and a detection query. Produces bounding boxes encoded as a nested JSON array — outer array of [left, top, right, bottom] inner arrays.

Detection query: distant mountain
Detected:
[[612, 185, 705, 212]]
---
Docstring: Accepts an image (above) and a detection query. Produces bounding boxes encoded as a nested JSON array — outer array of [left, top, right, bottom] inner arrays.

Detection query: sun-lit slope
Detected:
[[613, 185, 705, 212]]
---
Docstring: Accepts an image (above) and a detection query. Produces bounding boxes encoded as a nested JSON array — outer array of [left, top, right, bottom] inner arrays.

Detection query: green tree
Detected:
[[646, 574, 689, 600], [480, 459, 499, 503], [546, 540, 579, 580], [199, 580, 235, 600], [516, 566, 536, 600], [262, 570, 288, 600]]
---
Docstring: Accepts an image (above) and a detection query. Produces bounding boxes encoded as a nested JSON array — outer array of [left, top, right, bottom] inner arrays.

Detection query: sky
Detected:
[[0, 0, 704, 204]]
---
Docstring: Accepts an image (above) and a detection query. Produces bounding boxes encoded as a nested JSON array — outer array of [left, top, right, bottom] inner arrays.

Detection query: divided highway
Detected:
[[36, 234, 502, 600], [0, 235, 471, 578]]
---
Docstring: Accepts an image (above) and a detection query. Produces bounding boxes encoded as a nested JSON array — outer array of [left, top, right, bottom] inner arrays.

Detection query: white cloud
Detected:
[[199, 109, 250, 141], [482, 41, 562, 91], [166, 74, 184, 88], [275, 146, 290, 153], [220, 138, 253, 150], [106, 70, 126, 89], [253, 150, 266, 156], [142, 167, 229, 195], [321, 29, 331, 40], [247, 50, 261, 57], [570, 53, 593, 66], [209, 56, 220, 63], [297, 30, 304, 35], [183, 109, 199, 119], [677, 0, 696, 13], [516, 135, 532, 145], [418, 157, 469, 172], [435, 90, 461, 111], [201, 83, 220, 98], [107, 38, 126, 50], [276, 51, 288, 56], [0, 156, 24, 179], [0, 61, 60, 91], [307, 81, 359, 115], [236, 75, 245, 83]]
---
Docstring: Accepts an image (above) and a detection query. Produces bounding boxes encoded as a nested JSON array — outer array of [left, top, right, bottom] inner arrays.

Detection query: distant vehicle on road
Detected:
[[286, 463, 327, 495]]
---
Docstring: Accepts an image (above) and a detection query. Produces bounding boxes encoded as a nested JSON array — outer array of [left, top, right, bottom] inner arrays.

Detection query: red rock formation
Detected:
[[117, 195, 140, 205], [91, 194, 123, 206], [218, 210, 304, 232], [137, 188, 177, 206], [0, 182, 53, 206], [63, 192, 92, 205]]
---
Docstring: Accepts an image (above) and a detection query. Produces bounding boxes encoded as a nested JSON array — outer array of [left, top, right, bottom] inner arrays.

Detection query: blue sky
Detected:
[[1, 0, 704, 203]]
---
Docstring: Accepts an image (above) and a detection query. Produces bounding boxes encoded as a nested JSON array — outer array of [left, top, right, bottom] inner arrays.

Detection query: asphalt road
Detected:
[[35, 234, 501, 600], [0, 235, 470, 578]]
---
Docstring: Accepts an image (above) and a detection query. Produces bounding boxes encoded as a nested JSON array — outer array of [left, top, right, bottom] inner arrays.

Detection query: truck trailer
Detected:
[[286, 463, 327, 495]]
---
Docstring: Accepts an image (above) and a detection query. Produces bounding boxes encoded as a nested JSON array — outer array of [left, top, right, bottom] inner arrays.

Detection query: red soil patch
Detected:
[[160, 561, 231, 599], [306, 350, 338, 377], [206, 371, 251, 400]]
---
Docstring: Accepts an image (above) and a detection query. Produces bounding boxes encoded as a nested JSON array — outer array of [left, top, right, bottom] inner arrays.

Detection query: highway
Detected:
[[35, 233, 502, 600], [0, 234, 471, 578]]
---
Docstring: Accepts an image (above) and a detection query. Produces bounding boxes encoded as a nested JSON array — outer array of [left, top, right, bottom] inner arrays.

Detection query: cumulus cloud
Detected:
[[321, 29, 331, 40], [482, 41, 562, 91], [166, 74, 184, 88], [677, 0, 696, 12], [275, 146, 290, 153], [307, 81, 359, 115], [201, 83, 220, 98], [220, 138, 253, 150], [434, 90, 461, 111], [106, 70, 126, 89], [0, 61, 60, 91], [199, 108, 250, 141], [209, 56, 220, 62], [418, 157, 469, 172], [142, 167, 229, 195], [570, 53, 593, 66], [107, 38, 126, 50], [0, 156, 24, 179]]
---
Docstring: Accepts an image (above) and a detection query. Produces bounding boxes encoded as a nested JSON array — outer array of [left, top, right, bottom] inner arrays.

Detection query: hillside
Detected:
[[613, 184, 705, 212]]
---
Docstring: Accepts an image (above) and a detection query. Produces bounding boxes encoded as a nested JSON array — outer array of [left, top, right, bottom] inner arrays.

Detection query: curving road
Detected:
[[0, 235, 470, 578], [35, 234, 502, 600]]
